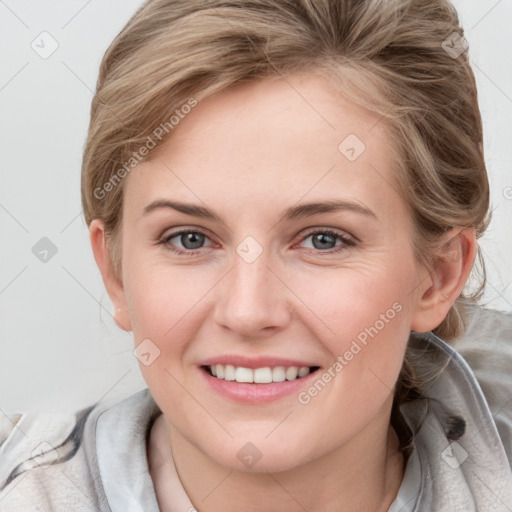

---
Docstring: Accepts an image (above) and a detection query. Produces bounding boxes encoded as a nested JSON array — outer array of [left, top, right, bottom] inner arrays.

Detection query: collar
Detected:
[[390, 331, 512, 511]]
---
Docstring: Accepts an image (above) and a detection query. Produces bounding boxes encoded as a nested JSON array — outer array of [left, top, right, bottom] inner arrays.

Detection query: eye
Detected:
[[158, 227, 356, 256], [297, 229, 355, 253], [158, 229, 214, 255]]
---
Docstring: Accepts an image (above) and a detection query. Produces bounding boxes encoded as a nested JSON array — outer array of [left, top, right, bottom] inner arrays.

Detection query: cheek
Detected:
[[122, 262, 204, 422], [123, 255, 214, 340], [123, 258, 219, 408], [291, 258, 415, 339], [291, 263, 416, 397]]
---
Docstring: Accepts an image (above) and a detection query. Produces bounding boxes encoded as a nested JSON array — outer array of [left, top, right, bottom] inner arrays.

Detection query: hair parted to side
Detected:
[[81, 0, 490, 446]]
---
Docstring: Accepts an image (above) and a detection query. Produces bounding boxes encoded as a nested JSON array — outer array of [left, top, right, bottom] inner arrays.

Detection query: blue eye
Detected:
[[298, 229, 355, 252], [158, 228, 355, 256], [159, 229, 213, 254]]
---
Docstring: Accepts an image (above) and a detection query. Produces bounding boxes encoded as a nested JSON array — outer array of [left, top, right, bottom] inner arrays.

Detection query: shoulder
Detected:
[[453, 305, 512, 400], [0, 402, 99, 511], [452, 305, 512, 461], [0, 389, 157, 511]]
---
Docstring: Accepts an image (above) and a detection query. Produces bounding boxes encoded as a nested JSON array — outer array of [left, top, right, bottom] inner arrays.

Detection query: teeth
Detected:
[[208, 364, 312, 383], [254, 367, 272, 384], [272, 366, 286, 382], [235, 367, 253, 383], [224, 364, 236, 381], [298, 366, 310, 378], [285, 367, 298, 380]]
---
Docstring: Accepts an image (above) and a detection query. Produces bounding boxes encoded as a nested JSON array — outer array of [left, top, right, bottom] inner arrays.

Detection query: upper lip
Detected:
[[199, 355, 319, 369]]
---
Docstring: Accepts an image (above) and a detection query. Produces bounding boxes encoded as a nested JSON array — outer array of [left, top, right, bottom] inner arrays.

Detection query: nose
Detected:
[[213, 248, 292, 339]]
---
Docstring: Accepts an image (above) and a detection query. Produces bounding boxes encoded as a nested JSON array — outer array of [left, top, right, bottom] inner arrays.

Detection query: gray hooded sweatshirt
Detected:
[[1, 305, 512, 511]]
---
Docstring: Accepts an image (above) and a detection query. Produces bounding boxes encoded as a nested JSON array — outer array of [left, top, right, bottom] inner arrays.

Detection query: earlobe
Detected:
[[114, 307, 131, 332], [89, 219, 132, 332], [410, 228, 476, 333]]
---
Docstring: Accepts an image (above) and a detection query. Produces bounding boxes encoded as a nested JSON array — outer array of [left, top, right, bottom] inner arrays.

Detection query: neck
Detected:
[[149, 408, 405, 512]]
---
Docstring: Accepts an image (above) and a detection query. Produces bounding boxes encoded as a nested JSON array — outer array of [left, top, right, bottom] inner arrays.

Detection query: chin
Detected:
[[203, 436, 315, 474]]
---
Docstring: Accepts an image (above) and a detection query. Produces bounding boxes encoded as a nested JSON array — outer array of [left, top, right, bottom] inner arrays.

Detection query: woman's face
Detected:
[[117, 72, 426, 472]]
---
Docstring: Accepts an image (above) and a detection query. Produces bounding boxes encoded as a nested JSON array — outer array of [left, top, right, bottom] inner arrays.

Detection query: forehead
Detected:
[[124, 72, 404, 223]]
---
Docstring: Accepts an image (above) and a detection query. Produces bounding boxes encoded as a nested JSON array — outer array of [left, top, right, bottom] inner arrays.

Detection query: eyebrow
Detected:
[[143, 199, 377, 222]]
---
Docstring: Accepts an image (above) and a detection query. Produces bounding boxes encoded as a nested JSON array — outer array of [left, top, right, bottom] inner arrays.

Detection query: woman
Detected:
[[1, 0, 511, 510]]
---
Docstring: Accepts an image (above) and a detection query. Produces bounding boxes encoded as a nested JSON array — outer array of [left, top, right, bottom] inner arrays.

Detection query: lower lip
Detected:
[[199, 367, 320, 403]]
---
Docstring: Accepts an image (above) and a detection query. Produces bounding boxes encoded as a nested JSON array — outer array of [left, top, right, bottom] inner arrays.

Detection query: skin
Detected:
[[90, 71, 476, 512]]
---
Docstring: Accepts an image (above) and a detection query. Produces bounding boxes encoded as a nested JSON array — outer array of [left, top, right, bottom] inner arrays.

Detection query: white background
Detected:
[[1, 0, 511, 413]]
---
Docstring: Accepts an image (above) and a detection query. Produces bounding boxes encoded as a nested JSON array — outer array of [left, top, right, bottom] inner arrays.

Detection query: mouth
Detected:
[[202, 364, 321, 383]]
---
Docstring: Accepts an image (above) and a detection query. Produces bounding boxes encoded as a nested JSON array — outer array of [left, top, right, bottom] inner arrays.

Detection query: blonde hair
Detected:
[[81, 0, 490, 445]]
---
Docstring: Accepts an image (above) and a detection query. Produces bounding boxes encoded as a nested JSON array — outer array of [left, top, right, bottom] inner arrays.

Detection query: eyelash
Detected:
[[157, 228, 356, 256]]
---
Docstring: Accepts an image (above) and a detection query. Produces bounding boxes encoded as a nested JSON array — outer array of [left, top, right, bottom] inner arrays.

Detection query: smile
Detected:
[[205, 364, 320, 383], [200, 363, 321, 403]]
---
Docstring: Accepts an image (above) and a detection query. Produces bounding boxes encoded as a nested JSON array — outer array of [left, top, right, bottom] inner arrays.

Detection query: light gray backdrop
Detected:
[[1, 0, 511, 413]]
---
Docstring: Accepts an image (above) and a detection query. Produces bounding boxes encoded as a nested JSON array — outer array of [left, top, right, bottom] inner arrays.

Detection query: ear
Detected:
[[89, 219, 132, 332], [410, 228, 477, 333]]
